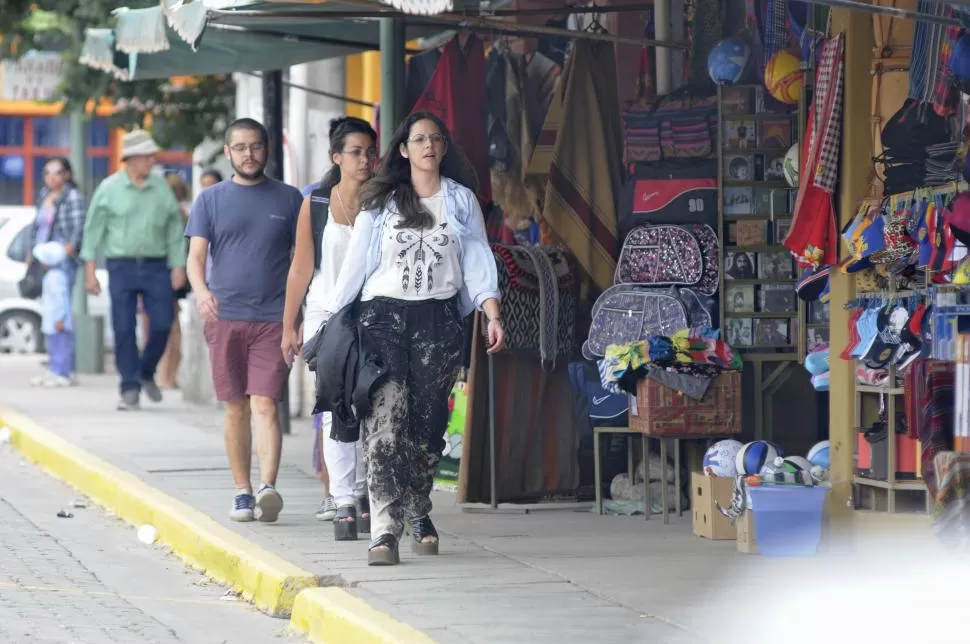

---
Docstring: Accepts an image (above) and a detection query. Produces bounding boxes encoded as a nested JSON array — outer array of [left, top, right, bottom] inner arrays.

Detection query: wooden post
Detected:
[[827, 9, 873, 534]]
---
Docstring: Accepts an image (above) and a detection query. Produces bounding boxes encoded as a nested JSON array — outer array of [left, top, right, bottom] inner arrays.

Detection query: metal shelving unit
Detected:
[[716, 81, 807, 441]]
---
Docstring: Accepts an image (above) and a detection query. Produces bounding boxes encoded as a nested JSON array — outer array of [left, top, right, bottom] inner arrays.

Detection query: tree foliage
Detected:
[[0, 0, 234, 152]]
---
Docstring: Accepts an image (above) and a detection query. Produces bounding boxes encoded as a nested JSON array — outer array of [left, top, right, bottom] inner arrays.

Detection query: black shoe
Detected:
[[409, 515, 439, 556], [334, 505, 358, 541]]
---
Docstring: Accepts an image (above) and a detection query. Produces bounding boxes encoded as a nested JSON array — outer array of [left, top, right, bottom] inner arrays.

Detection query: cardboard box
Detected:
[[736, 511, 758, 554], [691, 472, 736, 540]]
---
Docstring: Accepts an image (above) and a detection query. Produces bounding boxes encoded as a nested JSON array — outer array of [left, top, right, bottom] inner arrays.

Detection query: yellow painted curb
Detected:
[[292, 588, 436, 644], [0, 408, 316, 617]]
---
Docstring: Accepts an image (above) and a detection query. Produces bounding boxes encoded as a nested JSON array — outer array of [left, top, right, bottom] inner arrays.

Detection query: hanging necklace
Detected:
[[335, 184, 359, 226]]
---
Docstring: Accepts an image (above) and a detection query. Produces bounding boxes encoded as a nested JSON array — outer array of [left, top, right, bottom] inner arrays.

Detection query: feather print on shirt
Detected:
[[392, 222, 450, 295]]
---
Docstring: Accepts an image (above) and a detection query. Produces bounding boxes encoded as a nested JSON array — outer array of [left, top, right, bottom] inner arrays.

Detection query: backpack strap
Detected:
[[309, 188, 330, 271]]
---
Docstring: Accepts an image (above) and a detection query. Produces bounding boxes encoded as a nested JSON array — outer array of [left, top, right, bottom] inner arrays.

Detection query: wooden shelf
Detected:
[[722, 112, 798, 121], [856, 385, 905, 395], [723, 180, 793, 189], [724, 213, 793, 220], [724, 311, 798, 319], [854, 476, 926, 492]]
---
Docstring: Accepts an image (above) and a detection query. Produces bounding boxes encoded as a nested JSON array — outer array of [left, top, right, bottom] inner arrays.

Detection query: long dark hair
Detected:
[[46, 156, 77, 189], [318, 116, 378, 196], [360, 111, 478, 230]]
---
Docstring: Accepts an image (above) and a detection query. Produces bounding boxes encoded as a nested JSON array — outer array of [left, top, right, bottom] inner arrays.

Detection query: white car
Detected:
[[0, 207, 113, 353]]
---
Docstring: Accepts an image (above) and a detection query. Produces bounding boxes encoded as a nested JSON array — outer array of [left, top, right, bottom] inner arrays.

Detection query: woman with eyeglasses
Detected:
[[27, 157, 86, 387], [281, 116, 378, 538], [322, 111, 506, 565]]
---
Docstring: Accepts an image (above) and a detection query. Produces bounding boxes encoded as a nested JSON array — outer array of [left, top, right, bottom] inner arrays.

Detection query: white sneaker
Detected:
[[315, 495, 337, 521], [255, 484, 283, 523], [29, 373, 75, 388]]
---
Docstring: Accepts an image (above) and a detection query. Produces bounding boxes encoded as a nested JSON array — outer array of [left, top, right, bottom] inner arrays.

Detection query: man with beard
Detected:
[[185, 118, 302, 523], [82, 130, 187, 410]]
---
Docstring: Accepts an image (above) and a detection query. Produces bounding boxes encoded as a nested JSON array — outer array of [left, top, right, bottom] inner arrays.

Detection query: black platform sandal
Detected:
[[409, 515, 439, 556], [367, 533, 400, 566], [333, 505, 358, 542], [356, 497, 371, 534]]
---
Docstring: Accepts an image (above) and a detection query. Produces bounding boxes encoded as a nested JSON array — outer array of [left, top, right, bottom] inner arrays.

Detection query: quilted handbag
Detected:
[[582, 285, 690, 360], [492, 244, 576, 367], [615, 224, 704, 287]]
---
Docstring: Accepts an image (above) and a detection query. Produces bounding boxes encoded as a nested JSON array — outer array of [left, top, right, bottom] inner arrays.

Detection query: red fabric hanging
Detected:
[[410, 33, 492, 209]]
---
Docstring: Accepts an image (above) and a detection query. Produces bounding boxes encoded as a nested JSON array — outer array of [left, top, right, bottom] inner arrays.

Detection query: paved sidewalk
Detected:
[[0, 355, 882, 643], [0, 447, 301, 644]]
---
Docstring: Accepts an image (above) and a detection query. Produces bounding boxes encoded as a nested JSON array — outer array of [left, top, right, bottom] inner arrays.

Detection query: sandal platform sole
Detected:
[[367, 546, 400, 566]]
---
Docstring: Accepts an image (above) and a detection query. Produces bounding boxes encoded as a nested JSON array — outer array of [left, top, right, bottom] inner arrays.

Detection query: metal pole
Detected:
[[262, 69, 291, 435], [379, 17, 406, 155], [69, 109, 105, 374], [655, 0, 671, 96]]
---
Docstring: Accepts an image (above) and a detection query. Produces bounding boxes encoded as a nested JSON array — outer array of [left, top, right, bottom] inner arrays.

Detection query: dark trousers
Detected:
[[358, 297, 463, 541], [107, 258, 174, 394]]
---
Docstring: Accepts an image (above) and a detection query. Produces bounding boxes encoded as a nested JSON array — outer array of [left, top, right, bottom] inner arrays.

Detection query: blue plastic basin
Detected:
[[748, 486, 826, 557]]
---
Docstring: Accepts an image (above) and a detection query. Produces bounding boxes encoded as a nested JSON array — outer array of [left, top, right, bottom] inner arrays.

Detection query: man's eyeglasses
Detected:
[[229, 143, 266, 154], [407, 134, 446, 146]]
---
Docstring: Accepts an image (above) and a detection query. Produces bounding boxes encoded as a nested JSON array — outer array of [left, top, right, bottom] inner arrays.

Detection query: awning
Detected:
[[78, 0, 441, 81], [372, 0, 483, 14]]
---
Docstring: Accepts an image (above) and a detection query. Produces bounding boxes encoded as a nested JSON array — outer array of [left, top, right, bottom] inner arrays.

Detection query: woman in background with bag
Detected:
[[26, 157, 86, 386]]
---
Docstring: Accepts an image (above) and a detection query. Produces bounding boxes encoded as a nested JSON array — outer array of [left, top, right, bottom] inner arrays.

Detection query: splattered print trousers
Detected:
[[358, 296, 463, 541]]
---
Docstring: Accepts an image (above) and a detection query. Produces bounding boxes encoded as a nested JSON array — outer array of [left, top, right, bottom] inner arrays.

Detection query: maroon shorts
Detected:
[[203, 320, 289, 402]]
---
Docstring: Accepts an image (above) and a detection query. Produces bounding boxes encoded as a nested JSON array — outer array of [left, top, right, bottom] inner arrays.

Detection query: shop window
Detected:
[[90, 156, 109, 188], [89, 118, 109, 148], [0, 117, 25, 147], [32, 116, 71, 148], [7, 224, 29, 262], [0, 155, 25, 206]]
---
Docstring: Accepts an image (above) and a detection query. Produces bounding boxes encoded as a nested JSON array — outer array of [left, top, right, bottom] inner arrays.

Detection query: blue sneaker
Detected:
[[230, 492, 255, 522]]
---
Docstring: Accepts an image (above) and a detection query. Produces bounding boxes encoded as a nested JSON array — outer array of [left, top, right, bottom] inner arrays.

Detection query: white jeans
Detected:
[[321, 412, 367, 507]]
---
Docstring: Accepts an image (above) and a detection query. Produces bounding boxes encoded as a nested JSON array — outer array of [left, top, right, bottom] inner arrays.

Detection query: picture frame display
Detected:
[[754, 319, 789, 346], [726, 318, 753, 347], [724, 187, 754, 215], [725, 155, 755, 182], [760, 119, 792, 150], [726, 284, 756, 312], [724, 120, 757, 150], [759, 284, 796, 313], [758, 251, 794, 280], [725, 251, 757, 279]]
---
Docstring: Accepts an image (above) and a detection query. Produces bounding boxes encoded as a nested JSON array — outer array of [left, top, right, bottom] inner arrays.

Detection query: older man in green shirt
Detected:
[[81, 130, 187, 411]]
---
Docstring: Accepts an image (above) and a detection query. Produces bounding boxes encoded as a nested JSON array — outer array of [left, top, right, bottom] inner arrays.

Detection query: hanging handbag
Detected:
[[18, 191, 64, 300], [18, 262, 45, 299]]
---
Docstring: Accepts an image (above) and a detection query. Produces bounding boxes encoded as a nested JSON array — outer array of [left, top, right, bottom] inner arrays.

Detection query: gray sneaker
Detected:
[[255, 484, 283, 523], [315, 495, 337, 521], [141, 380, 163, 403], [117, 390, 140, 411]]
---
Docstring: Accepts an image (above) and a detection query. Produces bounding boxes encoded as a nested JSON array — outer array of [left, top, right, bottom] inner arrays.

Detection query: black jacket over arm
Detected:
[[302, 301, 386, 443]]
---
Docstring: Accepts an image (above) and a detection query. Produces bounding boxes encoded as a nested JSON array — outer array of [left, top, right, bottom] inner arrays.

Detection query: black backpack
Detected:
[[309, 187, 330, 271]]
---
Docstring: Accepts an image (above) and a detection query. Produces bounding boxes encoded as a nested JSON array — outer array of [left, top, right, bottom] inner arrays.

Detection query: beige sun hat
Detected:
[[121, 129, 161, 160]]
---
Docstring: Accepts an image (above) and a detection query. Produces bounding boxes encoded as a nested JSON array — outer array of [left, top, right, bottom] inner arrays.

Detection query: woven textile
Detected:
[[785, 34, 844, 268], [932, 451, 970, 546], [629, 371, 741, 437]]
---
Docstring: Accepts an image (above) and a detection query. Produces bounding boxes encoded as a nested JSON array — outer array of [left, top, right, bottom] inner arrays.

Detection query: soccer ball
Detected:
[[807, 440, 830, 469], [736, 441, 780, 476], [708, 37, 751, 85], [765, 50, 804, 104], [783, 143, 799, 187], [703, 439, 744, 477]]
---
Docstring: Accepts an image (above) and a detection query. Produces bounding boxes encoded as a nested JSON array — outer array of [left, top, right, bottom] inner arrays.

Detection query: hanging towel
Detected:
[[784, 33, 845, 269], [410, 33, 492, 209], [542, 40, 623, 292], [908, 1, 948, 105]]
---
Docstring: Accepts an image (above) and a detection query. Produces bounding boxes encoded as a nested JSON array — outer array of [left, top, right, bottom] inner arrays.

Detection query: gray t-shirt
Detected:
[[185, 177, 302, 322]]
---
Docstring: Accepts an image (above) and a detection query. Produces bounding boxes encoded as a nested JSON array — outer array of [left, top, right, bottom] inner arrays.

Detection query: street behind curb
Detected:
[[0, 407, 434, 643]]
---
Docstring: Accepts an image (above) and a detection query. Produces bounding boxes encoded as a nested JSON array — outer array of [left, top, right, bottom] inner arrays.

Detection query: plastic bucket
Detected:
[[748, 486, 826, 557]]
